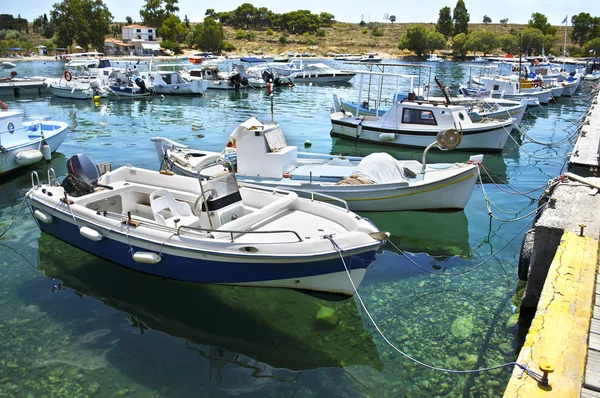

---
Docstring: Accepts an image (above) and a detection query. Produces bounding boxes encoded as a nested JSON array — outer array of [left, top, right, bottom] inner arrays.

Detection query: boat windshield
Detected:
[[204, 172, 239, 200]]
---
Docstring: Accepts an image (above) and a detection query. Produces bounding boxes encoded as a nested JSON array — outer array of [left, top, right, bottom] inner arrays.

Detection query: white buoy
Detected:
[[34, 209, 52, 224], [160, 95, 165, 100], [42, 142, 51, 161], [79, 226, 103, 241], [132, 252, 161, 264]]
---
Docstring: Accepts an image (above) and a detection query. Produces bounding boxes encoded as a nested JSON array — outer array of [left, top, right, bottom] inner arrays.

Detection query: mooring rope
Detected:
[[324, 235, 545, 381]]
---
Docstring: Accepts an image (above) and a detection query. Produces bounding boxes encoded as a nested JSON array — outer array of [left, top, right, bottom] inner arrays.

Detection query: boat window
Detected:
[[458, 112, 465, 120], [402, 108, 437, 126], [493, 84, 499, 91], [7, 122, 14, 133]]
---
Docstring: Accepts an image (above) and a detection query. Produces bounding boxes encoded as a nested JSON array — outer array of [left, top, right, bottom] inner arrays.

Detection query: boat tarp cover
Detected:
[[230, 117, 264, 145], [353, 153, 410, 184]]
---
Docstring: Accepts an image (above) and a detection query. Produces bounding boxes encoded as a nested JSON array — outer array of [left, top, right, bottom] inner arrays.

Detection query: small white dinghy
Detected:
[[0, 109, 69, 177], [27, 154, 387, 295], [152, 117, 481, 212]]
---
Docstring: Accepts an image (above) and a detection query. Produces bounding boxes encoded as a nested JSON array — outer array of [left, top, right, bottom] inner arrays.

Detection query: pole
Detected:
[[563, 16, 568, 71]]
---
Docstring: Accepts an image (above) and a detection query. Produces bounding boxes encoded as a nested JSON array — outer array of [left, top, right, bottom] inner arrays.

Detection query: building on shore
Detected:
[[104, 24, 160, 56]]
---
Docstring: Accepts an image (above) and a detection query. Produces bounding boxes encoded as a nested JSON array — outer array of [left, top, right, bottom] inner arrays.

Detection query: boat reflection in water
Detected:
[[0, 152, 67, 208], [36, 233, 383, 381], [364, 210, 470, 258]]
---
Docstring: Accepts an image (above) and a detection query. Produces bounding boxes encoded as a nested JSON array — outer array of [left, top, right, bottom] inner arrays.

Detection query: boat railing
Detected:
[[177, 225, 303, 243], [97, 209, 303, 242], [47, 168, 58, 186], [240, 182, 350, 212], [30, 171, 40, 188]]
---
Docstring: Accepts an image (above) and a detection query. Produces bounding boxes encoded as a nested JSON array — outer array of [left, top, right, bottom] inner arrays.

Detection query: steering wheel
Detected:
[[193, 188, 218, 216]]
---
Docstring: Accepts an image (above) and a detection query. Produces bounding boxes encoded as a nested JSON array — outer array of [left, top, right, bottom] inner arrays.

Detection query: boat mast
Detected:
[[562, 16, 568, 71]]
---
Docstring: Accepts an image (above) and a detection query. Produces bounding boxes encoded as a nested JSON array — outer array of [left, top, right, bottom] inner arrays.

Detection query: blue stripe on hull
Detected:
[[35, 208, 374, 285]]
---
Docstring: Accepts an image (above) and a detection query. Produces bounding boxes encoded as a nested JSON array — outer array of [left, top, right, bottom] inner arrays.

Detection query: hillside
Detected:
[[221, 22, 574, 58]]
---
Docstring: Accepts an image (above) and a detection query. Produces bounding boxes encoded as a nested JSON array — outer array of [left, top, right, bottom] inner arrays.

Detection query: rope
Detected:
[[479, 163, 547, 198], [324, 235, 544, 381], [0, 197, 29, 240]]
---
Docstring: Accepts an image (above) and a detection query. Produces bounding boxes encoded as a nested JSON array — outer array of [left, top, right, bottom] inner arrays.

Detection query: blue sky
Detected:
[[5, 0, 599, 26]]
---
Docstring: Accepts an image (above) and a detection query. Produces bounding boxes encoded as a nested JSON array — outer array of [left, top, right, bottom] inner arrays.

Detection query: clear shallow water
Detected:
[[0, 60, 595, 397]]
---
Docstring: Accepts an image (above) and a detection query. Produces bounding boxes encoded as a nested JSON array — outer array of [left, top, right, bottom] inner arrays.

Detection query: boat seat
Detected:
[[149, 189, 198, 228]]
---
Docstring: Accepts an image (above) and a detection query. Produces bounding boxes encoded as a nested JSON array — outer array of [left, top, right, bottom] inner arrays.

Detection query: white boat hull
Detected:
[[330, 112, 513, 152], [154, 79, 208, 94], [0, 121, 69, 176]]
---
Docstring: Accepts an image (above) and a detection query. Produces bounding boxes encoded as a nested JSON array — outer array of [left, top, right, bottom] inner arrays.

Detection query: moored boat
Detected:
[[0, 109, 69, 177], [27, 154, 387, 295], [152, 117, 481, 211]]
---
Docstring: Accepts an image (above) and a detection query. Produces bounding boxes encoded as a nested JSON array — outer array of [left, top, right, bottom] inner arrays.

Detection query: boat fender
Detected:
[[378, 133, 396, 142], [80, 226, 103, 241], [15, 150, 43, 166], [132, 252, 161, 264], [34, 209, 52, 224], [357, 124, 362, 137], [42, 141, 51, 161]]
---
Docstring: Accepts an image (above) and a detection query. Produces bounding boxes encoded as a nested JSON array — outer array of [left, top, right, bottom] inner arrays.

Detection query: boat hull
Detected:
[[49, 85, 96, 99], [154, 80, 208, 95], [28, 201, 374, 295], [292, 73, 355, 84], [330, 115, 512, 152], [0, 122, 68, 176]]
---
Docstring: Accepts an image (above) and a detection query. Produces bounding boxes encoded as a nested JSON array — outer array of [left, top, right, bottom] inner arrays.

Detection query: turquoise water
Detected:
[[0, 60, 596, 397]]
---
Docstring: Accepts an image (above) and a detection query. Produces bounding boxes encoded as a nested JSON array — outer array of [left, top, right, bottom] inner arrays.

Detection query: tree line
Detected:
[[399, 1, 600, 58], [1, 0, 599, 57]]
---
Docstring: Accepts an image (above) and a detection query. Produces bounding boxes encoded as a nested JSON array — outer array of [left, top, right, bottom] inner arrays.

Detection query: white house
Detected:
[[120, 24, 160, 56], [122, 24, 156, 42]]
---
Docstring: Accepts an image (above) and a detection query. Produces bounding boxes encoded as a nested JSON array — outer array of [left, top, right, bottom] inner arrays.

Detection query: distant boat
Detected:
[[472, 56, 487, 63], [359, 54, 382, 63], [1, 62, 16, 69], [426, 54, 444, 63]]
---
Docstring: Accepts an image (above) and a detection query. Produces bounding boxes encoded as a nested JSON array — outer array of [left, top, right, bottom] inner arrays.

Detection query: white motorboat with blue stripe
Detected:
[[1, 109, 68, 176], [26, 154, 386, 295]]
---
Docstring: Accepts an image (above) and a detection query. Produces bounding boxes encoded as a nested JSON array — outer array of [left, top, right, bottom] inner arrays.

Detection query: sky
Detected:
[[4, 0, 599, 26]]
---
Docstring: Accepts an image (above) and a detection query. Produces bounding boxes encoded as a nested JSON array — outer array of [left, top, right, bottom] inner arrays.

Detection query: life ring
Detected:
[[64, 70, 72, 82], [533, 59, 540, 65]]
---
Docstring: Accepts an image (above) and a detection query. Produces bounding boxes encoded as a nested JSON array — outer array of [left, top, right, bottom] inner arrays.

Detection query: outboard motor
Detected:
[[262, 70, 274, 83], [61, 154, 100, 197], [229, 73, 242, 88], [135, 77, 148, 93]]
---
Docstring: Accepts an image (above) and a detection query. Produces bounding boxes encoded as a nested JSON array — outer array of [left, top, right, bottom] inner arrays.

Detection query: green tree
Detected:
[[453, 0, 469, 35], [319, 12, 334, 26], [51, 0, 86, 50], [235, 28, 246, 39], [159, 14, 185, 42], [126, 16, 133, 24], [232, 3, 256, 28], [164, 0, 179, 14], [467, 29, 498, 55], [183, 14, 190, 28], [499, 18, 508, 26], [389, 15, 396, 24], [85, 0, 113, 50], [483, 15, 491, 25], [193, 17, 224, 52], [436, 6, 453, 39], [528, 12, 556, 36], [499, 33, 517, 53], [452, 32, 468, 58], [399, 25, 445, 57], [571, 13, 600, 47], [584, 37, 600, 56], [520, 27, 545, 55], [140, 0, 165, 30]]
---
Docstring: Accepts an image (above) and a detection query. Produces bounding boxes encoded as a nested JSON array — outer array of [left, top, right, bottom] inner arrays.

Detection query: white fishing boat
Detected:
[[44, 70, 109, 100], [1, 62, 16, 69], [26, 154, 387, 295], [330, 71, 515, 152], [472, 56, 487, 63], [272, 61, 355, 84], [96, 68, 154, 98], [335, 94, 528, 125], [152, 117, 481, 211], [138, 71, 208, 95], [474, 75, 553, 104], [0, 109, 68, 177], [426, 54, 444, 63]]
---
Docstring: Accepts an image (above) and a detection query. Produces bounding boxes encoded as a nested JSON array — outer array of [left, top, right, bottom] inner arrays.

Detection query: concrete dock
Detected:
[[504, 90, 600, 397]]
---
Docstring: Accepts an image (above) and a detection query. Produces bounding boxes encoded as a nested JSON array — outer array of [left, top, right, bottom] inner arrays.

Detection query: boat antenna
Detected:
[[434, 77, 451, 106]]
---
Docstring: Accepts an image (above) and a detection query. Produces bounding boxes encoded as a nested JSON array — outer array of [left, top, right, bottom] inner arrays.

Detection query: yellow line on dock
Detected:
[[504, 231, 598, 397]]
